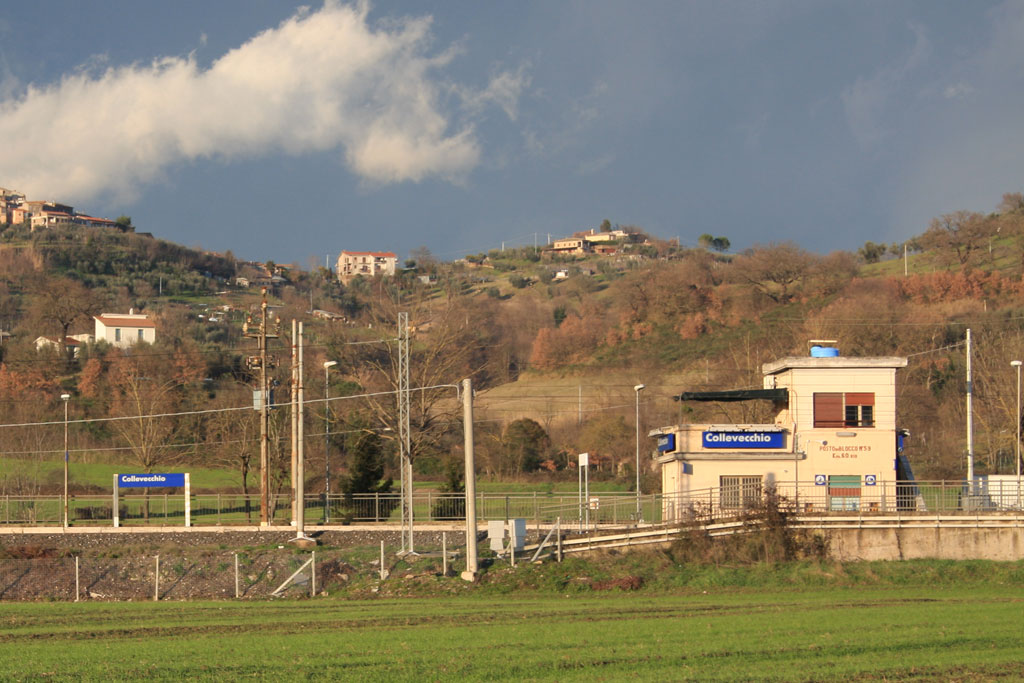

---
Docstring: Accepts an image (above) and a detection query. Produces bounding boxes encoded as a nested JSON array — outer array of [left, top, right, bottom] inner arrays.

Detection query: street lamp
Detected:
[[323, 360, 338, 522], [634, 384, 646, 521], [61, 393, 70, 527], [1013, 360, 1022, 508]]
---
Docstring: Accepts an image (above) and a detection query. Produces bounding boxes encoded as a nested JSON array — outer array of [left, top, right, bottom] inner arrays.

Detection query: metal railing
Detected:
[[1, 480, 1021, 528]]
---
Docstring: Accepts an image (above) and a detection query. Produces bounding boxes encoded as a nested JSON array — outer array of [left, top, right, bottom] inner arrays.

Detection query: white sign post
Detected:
[[578, 453, 590, 531]]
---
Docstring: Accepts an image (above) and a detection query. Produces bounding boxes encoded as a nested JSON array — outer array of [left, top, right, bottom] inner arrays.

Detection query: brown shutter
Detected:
[[814, 392, 844, 428], [845, 392, 874, 406]]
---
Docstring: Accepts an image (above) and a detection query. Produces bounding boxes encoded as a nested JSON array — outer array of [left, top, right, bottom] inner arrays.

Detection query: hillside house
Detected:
[[651, 345, 909, 521], [336, 250, 397, 283], [550, 238, 590, 256], [94, 312, 156, 348], [34, 333, 93, 358]]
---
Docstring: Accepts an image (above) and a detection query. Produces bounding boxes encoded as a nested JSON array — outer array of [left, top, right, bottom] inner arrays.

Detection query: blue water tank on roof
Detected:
[[810, 346, 840, 357]]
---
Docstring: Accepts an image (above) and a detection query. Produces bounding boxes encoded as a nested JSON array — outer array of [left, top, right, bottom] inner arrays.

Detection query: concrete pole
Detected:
[[62, 394, 70, 527], [291, 319, 298, 524], [634, 384, 645, 521], [1014, 360, 1022, 508], [259, 290, 270, 526], [966, 328, 975, 491], [296, 322, 306, 537], [461, 378, 479, 581]]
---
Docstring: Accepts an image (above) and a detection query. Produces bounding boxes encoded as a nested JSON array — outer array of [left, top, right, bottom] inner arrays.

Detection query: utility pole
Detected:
[[397, 312, 413, 554], [290, 320, 298, 523], [244, 288, 278, 526], [323, 360, 337, 523], [966, 328, 974, 493], [295, 321, 308, 539], [461, 378, 478, 581]]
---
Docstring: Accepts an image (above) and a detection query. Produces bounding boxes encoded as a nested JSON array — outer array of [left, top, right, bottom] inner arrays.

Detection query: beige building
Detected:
[[336, 250, 397, 283], [94, 312, 156, 348], [550, 238, 589, 255], [653, 347, 908, 520]]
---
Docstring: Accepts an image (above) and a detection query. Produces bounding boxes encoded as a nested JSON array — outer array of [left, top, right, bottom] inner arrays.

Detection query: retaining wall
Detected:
[[828, 527, 1024, 561]]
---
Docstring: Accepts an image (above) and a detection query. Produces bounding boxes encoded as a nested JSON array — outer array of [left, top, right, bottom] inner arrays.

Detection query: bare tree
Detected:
[[728, 242, 817, 303], [29, 277, 102, 358], [328, 282, 494, 467], [920, 210, 997, 269]]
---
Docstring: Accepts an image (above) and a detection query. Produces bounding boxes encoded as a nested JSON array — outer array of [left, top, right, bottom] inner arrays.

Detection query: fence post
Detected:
[[427, 492, 433, 522], [379, 541, 386, 580], [375, 493, 380, 522], [442, 532, 448, 577], [311, 551, 316, 597], [234, 553, 239, 598], [557, 520, 562, 563], [533, 492, 538, 528], [154, 555, 160, 601], [75, 556, 80, 602]]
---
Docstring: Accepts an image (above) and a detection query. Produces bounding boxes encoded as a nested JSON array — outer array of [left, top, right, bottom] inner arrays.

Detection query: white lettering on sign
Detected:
[[705, 433, 774, 443], [121, 474, 168, 483]]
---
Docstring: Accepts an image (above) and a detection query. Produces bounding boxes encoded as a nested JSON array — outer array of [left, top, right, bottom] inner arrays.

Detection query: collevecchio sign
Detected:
[[117, 473, 186, 488], [702, 431, 784, 449]]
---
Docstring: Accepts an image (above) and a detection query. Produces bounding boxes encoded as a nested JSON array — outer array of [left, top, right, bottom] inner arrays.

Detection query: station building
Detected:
[[651, 345, 910, 520]]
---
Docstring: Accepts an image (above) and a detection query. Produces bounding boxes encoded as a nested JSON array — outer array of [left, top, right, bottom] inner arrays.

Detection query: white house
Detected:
[[336, 250, 397, 283], [34, 333, 93, 358], [94, 312, 156, 348]]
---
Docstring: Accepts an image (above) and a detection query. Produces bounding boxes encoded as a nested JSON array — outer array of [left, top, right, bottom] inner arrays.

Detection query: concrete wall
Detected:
[[828, 527, 1024, 561]]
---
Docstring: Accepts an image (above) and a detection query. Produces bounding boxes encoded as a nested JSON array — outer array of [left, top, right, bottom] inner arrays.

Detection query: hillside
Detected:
[[1, 194, 1024, 498]]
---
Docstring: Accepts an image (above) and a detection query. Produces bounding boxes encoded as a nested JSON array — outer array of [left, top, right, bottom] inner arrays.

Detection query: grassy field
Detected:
[[0, 456, 242, 490], [1, 584, 1022, 680]]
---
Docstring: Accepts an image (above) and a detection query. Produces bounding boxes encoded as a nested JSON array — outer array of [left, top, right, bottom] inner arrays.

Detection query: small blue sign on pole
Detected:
[[865, 474, 877, 486], [814, 474, 827, 486], [118, 473, 186, 488]]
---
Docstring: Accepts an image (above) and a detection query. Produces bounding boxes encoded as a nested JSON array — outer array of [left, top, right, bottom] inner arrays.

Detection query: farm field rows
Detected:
[[2, 586, 1023, 680]]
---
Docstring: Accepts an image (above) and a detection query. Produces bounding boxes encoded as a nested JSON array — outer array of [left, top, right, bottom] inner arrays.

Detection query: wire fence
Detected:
[[2, 480, 1022, 528], [0, 491, 658, 527], [0, 550, 363, 601]]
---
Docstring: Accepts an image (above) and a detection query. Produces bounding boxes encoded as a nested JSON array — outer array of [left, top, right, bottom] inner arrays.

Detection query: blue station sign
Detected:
[[702, 431, 785, 449], [657, 433, 676, 452], [117, 473, 186, 488]]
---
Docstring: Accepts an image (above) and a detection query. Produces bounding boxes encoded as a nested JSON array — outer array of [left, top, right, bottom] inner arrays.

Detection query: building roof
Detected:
[[36, 335, 84, 346], [340, 251, 397, 258], [94, 314, 156, 328], [762, 355, 908, 375]]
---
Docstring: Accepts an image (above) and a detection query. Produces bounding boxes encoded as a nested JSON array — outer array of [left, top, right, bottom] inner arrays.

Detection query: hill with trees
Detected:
[[1, 193, 1024, 501]]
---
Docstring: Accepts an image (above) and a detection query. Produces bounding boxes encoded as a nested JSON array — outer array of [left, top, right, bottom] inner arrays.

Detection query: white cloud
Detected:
[[841, 23, 930, 148], [454, 65, 531, 122], [0, 1, 519, 202], [943, 82, 973, 99]]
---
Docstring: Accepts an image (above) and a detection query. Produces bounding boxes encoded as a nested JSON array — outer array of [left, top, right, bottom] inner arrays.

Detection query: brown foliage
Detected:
[[727, 242, 818, 303]]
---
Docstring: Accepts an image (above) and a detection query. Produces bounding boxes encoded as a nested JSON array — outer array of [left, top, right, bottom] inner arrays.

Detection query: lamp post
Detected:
[[634, 384, 646, 521], [323, 360, 338, 523], [1013, 360, 1022, 509], [61, 393, 70, 527]]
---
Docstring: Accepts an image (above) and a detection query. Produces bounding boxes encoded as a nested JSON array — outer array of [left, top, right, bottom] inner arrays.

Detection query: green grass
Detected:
[[1, 586, 1022, 680], [0, 456, 246, 491]]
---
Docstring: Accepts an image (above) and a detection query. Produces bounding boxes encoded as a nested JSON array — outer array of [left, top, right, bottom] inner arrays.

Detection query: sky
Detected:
[[1, 1, 1023, 266]]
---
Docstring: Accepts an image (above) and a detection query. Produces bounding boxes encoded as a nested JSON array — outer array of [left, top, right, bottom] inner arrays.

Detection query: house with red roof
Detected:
[[94, 311, 156, 348]]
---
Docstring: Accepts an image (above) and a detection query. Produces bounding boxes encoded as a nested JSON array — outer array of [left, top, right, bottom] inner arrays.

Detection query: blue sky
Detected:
[[1, 1, 1022, 266]]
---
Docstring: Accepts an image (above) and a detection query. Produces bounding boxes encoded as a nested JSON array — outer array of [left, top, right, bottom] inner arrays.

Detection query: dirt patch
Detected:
[[591, 576, 644, 591]]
